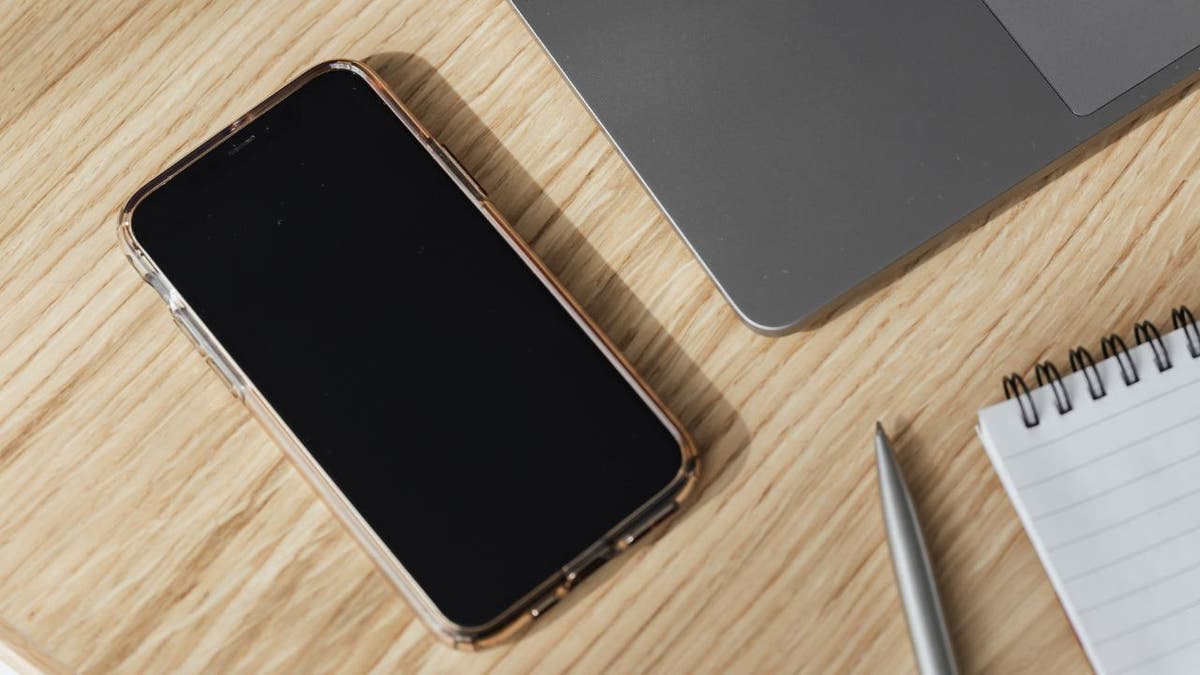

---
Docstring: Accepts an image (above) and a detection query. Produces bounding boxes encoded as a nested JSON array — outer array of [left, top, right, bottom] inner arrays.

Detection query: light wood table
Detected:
[[3, 1, 1200, 672]]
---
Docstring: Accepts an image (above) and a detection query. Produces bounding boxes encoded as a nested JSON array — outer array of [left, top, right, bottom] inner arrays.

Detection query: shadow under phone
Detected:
[[363, 51, 751, 634]]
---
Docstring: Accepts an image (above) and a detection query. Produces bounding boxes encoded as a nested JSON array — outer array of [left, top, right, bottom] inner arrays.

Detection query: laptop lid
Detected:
[[511, 0, 1200, 333]]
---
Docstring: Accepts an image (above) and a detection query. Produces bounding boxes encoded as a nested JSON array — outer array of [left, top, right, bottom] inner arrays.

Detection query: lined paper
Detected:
[[979, 326, 1200, 675]]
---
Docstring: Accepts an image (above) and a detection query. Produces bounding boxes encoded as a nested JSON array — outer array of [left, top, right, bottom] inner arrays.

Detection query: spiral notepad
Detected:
[[978, 307, 1200, 675]]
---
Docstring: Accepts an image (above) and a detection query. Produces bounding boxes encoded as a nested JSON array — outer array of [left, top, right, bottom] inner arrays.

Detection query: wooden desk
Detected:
[[3, 1, 1199, 671]]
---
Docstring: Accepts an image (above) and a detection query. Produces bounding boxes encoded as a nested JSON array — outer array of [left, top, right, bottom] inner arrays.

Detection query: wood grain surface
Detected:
[[3, 0, 1200, 672]]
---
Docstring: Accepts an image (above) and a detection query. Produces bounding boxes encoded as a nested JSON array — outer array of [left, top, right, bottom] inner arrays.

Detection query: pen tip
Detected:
[[874, 422, 892, 457]]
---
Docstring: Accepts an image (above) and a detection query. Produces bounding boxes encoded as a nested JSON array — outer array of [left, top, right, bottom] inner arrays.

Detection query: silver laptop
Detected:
[[510, 0, 1200, 333]]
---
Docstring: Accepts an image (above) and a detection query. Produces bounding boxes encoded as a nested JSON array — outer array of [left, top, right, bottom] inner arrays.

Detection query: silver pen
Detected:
[[875, 422, 959, 675]]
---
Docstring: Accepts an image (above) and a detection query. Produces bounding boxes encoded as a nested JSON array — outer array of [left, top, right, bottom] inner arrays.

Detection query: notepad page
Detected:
[[978, 326, 1200, 675]]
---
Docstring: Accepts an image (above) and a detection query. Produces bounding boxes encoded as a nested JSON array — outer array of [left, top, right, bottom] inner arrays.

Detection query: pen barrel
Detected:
[[876, 437, 959, 675]]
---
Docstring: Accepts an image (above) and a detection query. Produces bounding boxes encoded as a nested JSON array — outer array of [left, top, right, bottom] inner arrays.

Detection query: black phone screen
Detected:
[[130, 67, 686, 628]]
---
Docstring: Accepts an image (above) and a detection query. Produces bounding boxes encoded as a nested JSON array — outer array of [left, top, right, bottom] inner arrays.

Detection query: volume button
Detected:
[[172, 310, 205, 350], [145, 271, 172, 303], [172, 310, 242, 399], [434, 141, 488, 200], [204, 355, 244, 400]]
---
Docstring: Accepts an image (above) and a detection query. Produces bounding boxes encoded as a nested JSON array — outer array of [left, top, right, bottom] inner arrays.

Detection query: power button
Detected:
[[433, 140, 488, 201]]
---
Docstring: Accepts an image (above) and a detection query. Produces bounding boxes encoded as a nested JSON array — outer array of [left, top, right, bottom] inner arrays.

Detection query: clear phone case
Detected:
[[118, 60, 700, 649]]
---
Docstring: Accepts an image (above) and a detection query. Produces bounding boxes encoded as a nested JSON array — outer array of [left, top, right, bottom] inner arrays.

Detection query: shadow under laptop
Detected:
[[365, 51, 749, 528]]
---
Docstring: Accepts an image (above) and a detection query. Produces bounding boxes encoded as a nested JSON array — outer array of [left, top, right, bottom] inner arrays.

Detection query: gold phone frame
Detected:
[[117, 60, 700, 650]]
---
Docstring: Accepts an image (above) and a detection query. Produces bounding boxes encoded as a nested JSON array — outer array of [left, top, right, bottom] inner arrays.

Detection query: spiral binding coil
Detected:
[[1003, 306, 1199, 428], [1173, 306, 1200, 358]]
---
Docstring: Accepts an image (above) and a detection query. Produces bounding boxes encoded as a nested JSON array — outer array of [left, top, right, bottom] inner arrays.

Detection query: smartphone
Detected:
[[119, 60, 699, 649]]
